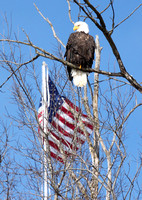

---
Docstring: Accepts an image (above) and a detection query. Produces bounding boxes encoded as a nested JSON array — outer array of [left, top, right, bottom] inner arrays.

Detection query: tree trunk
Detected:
[[91, 35, 102, 199]]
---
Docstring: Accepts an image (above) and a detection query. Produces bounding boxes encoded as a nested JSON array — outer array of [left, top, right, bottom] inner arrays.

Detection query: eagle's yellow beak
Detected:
[[73, 26, 79, 31]]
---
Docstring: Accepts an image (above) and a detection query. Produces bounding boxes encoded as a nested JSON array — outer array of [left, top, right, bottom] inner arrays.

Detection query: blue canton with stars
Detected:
[[39, 76, 64, 123], [48, 76, 64, 122]]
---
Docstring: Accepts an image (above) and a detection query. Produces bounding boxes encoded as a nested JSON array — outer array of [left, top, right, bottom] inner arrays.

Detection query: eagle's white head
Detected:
[[73, 21, 89, 34]]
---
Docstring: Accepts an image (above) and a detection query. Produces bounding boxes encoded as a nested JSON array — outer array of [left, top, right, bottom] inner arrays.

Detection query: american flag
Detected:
[[38, 76, 93, 163]]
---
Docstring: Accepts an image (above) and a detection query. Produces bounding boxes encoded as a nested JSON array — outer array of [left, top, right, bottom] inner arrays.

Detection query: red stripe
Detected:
[[81, 113, 88, 118], [65, 99, 91, 121], [52, 120, 73, 138], [38, 98, 93, 163], [65, 99, 80, 113], [49, 140, 72, 157], [83, 121, 93, 130], [56, 112, 75, 130], [50, 151, 64, 163], [61, 105, 83, 127], [56, 109, 88, 136], [61, 105, 93, 132], [50, 130, 76, 150], [49, 140, 60, 151], [61, 105, 88, 122], [38, 127, 40, 133], [38, 111, 43, 119], [51, 121, 85, 144], [60, 105, 75, 120]]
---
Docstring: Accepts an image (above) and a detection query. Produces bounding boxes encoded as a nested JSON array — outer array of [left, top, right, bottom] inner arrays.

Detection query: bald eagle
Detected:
[[65, 21, 95, 87]]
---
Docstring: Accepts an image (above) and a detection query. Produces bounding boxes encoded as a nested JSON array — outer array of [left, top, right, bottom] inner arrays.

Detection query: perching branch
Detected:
[[74, 0, 142, 93], [0, 38, 123, 77], [1, 33, 142, 94]]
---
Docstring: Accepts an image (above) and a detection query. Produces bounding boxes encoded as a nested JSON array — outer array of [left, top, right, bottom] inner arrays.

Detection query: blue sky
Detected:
[[0, 0, 142, 198]]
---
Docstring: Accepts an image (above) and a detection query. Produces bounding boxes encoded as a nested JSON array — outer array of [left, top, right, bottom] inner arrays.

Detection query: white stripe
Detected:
[[39, 104, 93, 133], [81, 117, 93, 128], [38, 101, 93, 161], [53, 116, 86, 142], [38, 112, 76, 146], [50, 146, 63, 159], [49, 145, 76, 161], [48, 123, 81, 149], [57, 108, 75, 124], [38, 106, 44, 116], [56, 108, 91, 139], [63, 102, 93, 130], [49, 136, 75, 154], [86, 127, 93, 134], [38, 116, 43, 124], [38, 108, 92, 142]]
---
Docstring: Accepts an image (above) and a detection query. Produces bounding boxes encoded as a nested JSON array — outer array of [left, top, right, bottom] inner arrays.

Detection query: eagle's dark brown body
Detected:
[[64, 31, 95, 81]]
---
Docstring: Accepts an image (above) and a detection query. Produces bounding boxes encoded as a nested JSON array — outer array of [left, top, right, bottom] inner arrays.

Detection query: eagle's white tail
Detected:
[[71, 69, 87, 87]]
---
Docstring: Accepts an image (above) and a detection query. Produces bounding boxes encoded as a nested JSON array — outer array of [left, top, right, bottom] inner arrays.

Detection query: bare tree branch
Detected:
[[0, 54, 39, 89], [67, 0, 75, 24], [113, 4, 142, 30], [73, 0, 142, 93], [34, 3, 66, 48]]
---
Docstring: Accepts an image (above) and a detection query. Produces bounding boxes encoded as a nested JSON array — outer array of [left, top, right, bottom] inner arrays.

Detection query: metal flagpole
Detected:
[[42, 61, 48, 200], [46, 64, 51, 199]]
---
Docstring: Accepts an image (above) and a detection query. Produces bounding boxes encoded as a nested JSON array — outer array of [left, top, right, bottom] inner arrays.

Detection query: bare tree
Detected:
[[0, 1, 142, 199]]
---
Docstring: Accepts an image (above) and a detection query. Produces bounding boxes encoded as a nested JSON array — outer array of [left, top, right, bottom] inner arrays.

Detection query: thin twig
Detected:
[[34, 3, 66, 48], [124, 163, 142, 200], [0, 54, 39, 88], [110, 0, 115, 32], [118, 103, 142, 130], [113, 4, 142, 30], [100, 2, 112, 14], [67, 0, 74, 24]]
